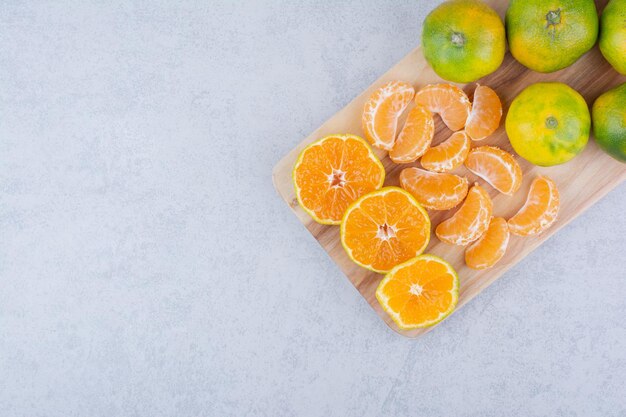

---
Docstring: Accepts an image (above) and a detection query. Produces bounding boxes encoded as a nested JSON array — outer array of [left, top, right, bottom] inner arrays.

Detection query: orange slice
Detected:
[[293, 134, 385, 225], [464, 146, 522, 195], [399, 167, 468, 210], [436, 184, 493, 245], [376, 255, 459, 329], [389, 105, 434, 163], [508, 176, 560, 236], [465, 85, 503, 141], [341, 187, 430, 273], [420, 131, 471, 173], [414, 83, 471, 131], [465, 217, 510, 270], [362, 81, 415, 150]]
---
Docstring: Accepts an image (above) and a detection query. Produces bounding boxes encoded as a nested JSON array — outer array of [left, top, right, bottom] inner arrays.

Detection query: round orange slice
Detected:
[[464, 146, 522, 195], [508, 176, 560, 236], [436, 184, 493, 245], [293, 134, 385, 225], [465, 217, 510, 270], [376, 254, 459, 329], [362, 81, 415, 150], [420, 131, 471, 173], [414, 83, 471, 131], [389, 105, 434, 163], [465, 85, 503, 141], [399, 167, 468, 210], [341, 187, 430, 273]]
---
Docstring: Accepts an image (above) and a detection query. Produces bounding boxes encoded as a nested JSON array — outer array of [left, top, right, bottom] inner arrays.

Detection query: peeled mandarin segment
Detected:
[[399, 167, 469, 210], [375, 254, 459, 330], [362, 81, 415, 150], [465, 217, 510, 270], [340, 187, 431, 273], [508, 176, 560, 236], [465, 85, 503, 141], [293, 135, 385, 225], [420, 131, 471, 173], [435, 184, 493, 246], [464, 146, 522, 195], [389, 105, 435, 163], [414, 83, 471, 131]]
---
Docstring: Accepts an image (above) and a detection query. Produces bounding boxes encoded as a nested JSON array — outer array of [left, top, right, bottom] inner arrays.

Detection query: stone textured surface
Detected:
[[1, 1, 625, 416]]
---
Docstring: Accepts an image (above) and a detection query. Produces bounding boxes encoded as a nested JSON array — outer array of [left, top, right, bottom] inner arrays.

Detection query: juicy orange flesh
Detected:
[[414, 84, 471, 131], [380, 258, 455, 325], [400, 168, 468, 210], [363, 81, 415, 150], [436, 185, 493, 245], [466, 85, 502, 140], [508, 176, 559, 235], [421, 131, 471, 173], [465, 217, 509, 269], [390, 105, 434, 162], [465, 146, 522, 195], [343, 191, 429, 271], [295, 137, 383, 222]]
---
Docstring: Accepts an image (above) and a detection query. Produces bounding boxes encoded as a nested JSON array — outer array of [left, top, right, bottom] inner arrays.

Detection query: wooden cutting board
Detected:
[[272, 0, 626, 338]]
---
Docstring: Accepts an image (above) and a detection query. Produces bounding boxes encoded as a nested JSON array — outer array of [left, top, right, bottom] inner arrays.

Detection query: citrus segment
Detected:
[[341, 187, 431, 273], [293, 134, 385, 225], [420, 131, 471, 173], [414, 83, 471, 131], [508, 176, 560, 236], [362, 81, 415, 150], [390, 105, 434, 163], [436, 184, 493, 245], [376, 254, 459, 329], [399, 167, 468, 211], [465, 85, 502, 140], [465, 217, 510, 270], [464, 146, 522, 195]]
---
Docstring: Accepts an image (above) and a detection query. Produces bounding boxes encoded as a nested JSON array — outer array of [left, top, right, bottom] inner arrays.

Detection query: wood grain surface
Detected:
[[272, 0, 626, 338]]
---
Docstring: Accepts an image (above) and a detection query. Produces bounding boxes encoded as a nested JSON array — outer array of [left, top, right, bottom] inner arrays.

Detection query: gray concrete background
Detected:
[[1, 1, 625, 416]]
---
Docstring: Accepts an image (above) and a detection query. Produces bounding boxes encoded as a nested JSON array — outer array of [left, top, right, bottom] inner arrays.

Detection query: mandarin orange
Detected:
[[341, 187, 430, 273], [376, 255, 459, 329], [293, 134, 385, 224]]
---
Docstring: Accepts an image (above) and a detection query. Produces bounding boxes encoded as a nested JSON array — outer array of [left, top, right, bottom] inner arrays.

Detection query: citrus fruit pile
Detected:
[[286, 0, 626, 333], [423, 0, 624, 77], [292, 80, 563, 330], [418, 0, 625, 164]]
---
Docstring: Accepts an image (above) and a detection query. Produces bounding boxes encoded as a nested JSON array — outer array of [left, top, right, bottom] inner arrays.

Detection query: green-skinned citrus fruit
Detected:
[[592, 82, 626, 162], [506, 0, 599, 73], [422, 0, 505, 83], [599, 0, 626, 75], [506, 83, 590, 166]]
